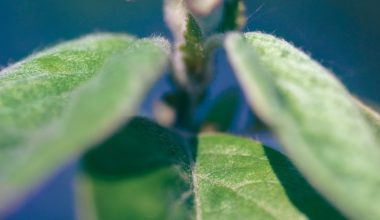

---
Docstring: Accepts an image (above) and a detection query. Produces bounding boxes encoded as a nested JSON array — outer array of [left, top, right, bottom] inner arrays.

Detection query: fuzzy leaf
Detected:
[[225, 32, 380, 219], [164, 0, 209, 96], [164, 0, 245, 100], [77, 118, 342, 220], [0, 34, 169, 212]]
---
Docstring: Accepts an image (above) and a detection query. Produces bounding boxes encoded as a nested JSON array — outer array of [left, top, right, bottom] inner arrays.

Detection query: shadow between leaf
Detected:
[[264, 147, 346, 220], [78, 117, 198, 220], [81, 117, 198, 180]]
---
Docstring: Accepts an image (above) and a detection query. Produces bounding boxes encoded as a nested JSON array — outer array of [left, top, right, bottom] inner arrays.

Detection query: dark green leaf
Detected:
[[76, 117, 194, 220], [77, 118, 342, 220]]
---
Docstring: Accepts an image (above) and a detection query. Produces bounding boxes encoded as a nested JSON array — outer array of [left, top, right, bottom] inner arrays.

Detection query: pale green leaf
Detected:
[[0, 34, 169, 211], [225, 32, 380, 219], [164, 0, 210, 99], [77, 117, 342, 220]]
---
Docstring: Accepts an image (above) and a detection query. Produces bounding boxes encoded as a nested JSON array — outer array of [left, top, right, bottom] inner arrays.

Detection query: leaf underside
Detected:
[[77, 117, 342, 220], [225, 32, 380, 219], [0, 34, 169, 212]]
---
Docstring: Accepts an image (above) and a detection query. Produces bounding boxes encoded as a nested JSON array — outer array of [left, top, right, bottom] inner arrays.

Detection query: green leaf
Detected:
[[164, 0, 210, 97], [76, 117, 194, 220], [77, 117, 342, 220], [0, 34, 169, 211], [225, 32, 380, 219], [164, 0, 244, 104]]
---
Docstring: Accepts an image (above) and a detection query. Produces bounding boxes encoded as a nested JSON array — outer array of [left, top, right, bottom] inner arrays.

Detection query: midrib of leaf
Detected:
[[196, 170, 279, 219], [185, 142, 203, 220], [195, 137, 283, 220]]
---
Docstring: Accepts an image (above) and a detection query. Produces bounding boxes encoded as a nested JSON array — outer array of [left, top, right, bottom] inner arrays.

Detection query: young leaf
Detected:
[[165, 0, 210, 97], [0, 34, 169, 212], [77, 117, 342, 220], [164, 0, 215, 127], [225, 32, 380, 219], [164, 0, 244, 113]]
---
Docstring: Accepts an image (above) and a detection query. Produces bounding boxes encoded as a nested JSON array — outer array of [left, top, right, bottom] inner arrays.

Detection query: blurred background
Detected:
[[1, 0, 379, 219]]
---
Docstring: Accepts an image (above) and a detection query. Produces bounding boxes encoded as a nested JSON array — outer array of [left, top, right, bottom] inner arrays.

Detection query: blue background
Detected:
[[1, 0, 379, 219]]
